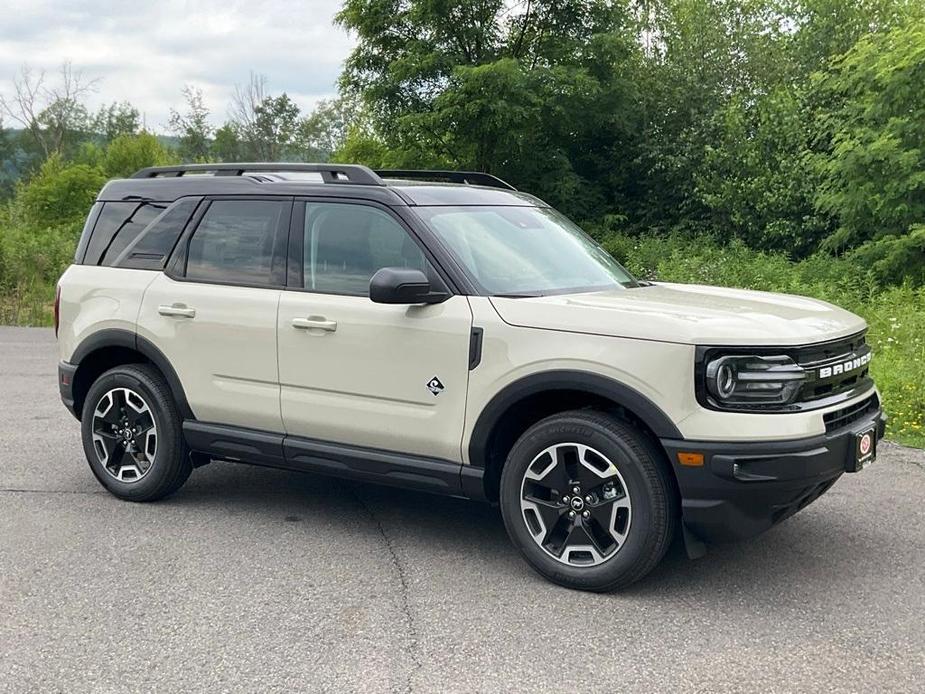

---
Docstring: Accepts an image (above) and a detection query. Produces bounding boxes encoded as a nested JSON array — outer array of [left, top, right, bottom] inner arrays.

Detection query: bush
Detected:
[[0, 219, 76, 324], [14, 155, 106, 227], [103, 132, 176, 178]]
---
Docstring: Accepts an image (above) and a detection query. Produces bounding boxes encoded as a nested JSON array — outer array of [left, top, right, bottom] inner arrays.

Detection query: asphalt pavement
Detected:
[[1, 326, 923, 693]]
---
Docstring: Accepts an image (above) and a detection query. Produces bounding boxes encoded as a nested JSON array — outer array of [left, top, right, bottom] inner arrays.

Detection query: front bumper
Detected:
[[661, 405, 886, 543]]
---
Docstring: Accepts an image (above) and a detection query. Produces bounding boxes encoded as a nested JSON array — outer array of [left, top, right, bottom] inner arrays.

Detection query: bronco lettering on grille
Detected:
[[818, 352, 871, 379]]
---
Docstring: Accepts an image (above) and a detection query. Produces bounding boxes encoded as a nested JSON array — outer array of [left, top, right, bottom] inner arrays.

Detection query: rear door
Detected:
[[137, 197, 292, 432], [277, 199, 472, 462]]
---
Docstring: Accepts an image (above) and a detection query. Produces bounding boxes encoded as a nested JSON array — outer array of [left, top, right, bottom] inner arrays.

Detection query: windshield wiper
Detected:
[[492, 293, 541, 298]]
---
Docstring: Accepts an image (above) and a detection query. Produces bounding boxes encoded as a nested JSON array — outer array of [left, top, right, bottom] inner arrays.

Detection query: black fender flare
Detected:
[[70, 328, 195, 420], [467, 370, 683, 468]]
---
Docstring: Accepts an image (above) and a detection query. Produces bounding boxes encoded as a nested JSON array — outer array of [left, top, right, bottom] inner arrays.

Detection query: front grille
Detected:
[[823, 393, 880, 433], [793, 332, 872, 404]]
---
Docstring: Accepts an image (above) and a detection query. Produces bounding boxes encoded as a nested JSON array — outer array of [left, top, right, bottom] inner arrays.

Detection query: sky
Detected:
[[0, 0, 356, 132]]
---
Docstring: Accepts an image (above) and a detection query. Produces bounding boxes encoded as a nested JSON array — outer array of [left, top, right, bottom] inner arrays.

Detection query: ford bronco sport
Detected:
[[56, 163, 885, 591]]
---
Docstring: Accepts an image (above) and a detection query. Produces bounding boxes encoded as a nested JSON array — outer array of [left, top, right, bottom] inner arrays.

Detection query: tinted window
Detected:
[[83, 202, 139, 265], [304, 203, 426, 295], [100, 203, 167, 266], [74, 202, 103, 263], [186, 200, 287, 285], [116, 198, 200, 270]]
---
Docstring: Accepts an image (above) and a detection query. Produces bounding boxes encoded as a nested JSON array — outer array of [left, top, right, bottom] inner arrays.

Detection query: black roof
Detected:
[[98, 163, 545, 207]]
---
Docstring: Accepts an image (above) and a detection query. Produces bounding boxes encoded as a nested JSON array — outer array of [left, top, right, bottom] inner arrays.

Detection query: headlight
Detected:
[[704, 355, 806, 408]]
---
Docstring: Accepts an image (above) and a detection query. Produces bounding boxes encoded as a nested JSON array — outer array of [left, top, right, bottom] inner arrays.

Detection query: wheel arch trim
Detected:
[[467, 370, 683, 468], [70, 328, 195, 420]]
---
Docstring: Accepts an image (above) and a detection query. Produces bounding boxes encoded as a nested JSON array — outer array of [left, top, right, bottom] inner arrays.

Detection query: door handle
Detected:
[[158, 304, 196, 318], [291, 316, 337, 332]]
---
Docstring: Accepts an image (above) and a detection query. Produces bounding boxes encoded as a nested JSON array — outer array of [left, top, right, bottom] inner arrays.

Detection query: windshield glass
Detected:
[[415, 206, 637, 296]]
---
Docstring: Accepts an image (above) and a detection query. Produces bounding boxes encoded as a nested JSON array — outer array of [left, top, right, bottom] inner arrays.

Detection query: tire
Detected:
[[80, 363, 192, 501], [499, 410, 676, 591]]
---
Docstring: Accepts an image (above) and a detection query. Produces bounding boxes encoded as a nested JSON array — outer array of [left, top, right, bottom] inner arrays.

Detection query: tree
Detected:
[[336, 0, 642, 219], [168, 86, 212, 161], [811, 23, 925, 282], [228, 75, 309, 160], [250, 93, 301, 160], [296, 97, 357, 161], [92, 101, 140, 142], [102, 132, 175, 178], [229, 72, 268, 150], [212, 122, 243, 161], [693, 87, 831, 256], [15, 154, 106, 227], [0, 63, 97, 158]]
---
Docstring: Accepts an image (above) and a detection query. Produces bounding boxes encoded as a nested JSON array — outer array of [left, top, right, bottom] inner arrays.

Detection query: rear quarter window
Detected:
[[77, 199, 200, 269], [82, 202, 140, 265], [114, 198, 201, 270], [99, 203, 168, 265]]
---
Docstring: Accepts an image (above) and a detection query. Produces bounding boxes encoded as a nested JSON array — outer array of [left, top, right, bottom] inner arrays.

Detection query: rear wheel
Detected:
[[81, 364, 192, 501], [500, 410, 676, 591]]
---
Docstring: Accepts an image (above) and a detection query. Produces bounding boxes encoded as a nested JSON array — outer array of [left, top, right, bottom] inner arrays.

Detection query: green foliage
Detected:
[[250, 93, 301, 160], [336, 0, 641, 218], [298, 97, 356, 161], [14, 155, 105, 227], [168, 86, 212, 161], [694, 87, 831, 256], [335, 0, 925, 279], [102, 132, 176, 178], [92, 101, 141, 142], [211, 122, 243, 161], [811, 24, 925, 255], [0, 220, 76, 324]]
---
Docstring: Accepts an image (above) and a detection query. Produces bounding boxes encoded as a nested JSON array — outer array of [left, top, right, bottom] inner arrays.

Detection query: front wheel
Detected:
[[81, 364, 192, 501], [500, 410, 676, 591]]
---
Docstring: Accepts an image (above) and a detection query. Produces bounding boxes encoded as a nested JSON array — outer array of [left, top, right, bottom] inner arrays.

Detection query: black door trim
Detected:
[[182, 421, 486, 501]]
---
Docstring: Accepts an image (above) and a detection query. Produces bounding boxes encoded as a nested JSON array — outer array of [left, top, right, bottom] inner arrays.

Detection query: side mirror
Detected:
[[369, 267, 448, 304]]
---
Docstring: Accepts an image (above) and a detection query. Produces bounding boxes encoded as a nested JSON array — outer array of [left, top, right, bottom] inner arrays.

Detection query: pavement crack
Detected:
[[344, 485, 421, 694]]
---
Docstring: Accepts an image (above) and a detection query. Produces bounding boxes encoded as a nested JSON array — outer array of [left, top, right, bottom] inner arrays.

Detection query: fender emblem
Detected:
[[426, 376, 445, 396]]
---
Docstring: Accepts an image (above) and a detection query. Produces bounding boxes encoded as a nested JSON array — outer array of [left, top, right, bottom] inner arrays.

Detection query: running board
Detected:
[[182, 421, 485, 501]]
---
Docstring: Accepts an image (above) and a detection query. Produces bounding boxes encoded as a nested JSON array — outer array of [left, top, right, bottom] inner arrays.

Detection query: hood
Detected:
[[489, 282, 866, 346]]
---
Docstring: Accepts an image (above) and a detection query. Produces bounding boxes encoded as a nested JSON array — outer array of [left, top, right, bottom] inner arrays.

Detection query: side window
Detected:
[[100, 203, 168, 266], [304, 202, 427, 296], [115, 198, 200, 270], [185, 200, 287, 286], [83, 202, 139, 265], [74, 202, 103, 263]]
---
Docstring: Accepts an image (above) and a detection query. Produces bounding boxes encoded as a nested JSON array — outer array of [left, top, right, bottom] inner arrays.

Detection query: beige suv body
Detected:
[[57, 164, 884, 590]]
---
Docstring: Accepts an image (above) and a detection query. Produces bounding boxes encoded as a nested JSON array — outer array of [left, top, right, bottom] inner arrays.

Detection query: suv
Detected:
[[56, 163, 884, 591]]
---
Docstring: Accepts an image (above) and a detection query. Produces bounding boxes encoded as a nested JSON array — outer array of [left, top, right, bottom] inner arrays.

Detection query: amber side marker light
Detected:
[[677, 452, 705, 467]]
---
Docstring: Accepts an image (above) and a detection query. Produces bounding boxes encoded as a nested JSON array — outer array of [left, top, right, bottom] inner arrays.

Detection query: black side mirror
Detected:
[[369, 267, 448, 304]]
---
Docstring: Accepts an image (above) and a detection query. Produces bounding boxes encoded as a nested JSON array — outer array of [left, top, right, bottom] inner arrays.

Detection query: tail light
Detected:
[[54, 284, 61, 337]]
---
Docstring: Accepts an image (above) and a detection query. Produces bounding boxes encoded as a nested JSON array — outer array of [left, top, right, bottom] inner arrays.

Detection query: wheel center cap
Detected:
[[570, 497, 584, 511]]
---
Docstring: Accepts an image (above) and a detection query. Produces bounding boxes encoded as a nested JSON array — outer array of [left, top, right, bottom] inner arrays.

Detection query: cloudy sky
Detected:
[[0, 0, 356, 132]]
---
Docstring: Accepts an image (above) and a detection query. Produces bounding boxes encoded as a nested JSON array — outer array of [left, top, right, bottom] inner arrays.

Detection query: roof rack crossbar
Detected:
[[374, 169, 516, 191], [131, 163, 385, 186]]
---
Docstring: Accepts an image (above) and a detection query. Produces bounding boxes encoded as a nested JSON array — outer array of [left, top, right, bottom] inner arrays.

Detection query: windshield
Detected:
[[415, 206, 637, 296]]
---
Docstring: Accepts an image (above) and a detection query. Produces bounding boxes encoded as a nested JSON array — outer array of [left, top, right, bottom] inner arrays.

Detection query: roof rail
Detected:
[[131, 163, 385, 186], [374, 169, 516, 191]]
